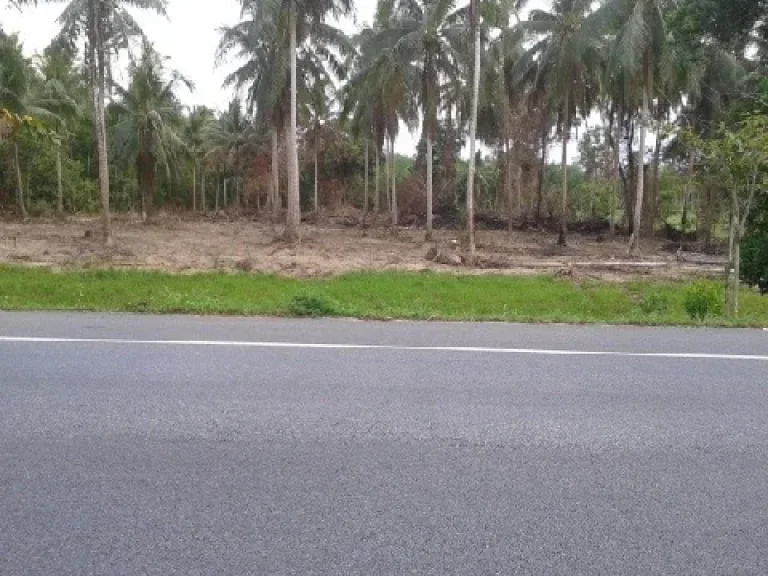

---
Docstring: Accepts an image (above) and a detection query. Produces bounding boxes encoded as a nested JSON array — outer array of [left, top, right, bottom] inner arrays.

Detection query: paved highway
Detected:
[[1, 312, 767, 575]]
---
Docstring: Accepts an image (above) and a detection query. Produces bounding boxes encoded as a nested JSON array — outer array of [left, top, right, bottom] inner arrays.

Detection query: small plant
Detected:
[[639, 292, 670, 316], [683, 281, 723, 321], [288, 293, 339, 317]]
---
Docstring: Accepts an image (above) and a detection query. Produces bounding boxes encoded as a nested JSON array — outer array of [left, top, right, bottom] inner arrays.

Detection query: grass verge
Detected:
[[1, 265, 766, 327]]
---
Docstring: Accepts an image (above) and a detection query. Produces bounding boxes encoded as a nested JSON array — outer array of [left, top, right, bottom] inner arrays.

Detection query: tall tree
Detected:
[[35, 41, 83, 216], [519, 0, 602, 246], [466, 0, 481, 260], [375, 0, 462, 239], [111, 42, 190, 222], [24, 0, 170, 245], [222, 0, 353, 235], [203, 100, 249, 211], [590, 0, 666, 255], [282, 0, 354, 241], [184, 106, 215, 212]]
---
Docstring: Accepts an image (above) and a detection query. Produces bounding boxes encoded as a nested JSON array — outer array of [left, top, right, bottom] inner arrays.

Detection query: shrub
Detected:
[[683, 281, 723, 321], [638, 292, 670, 316], [288, 293, 339, 317], [741, 232, 768, 289]]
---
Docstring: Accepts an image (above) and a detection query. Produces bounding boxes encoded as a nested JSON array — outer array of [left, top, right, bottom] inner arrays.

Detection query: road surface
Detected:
[[1, 312, 767, 575]]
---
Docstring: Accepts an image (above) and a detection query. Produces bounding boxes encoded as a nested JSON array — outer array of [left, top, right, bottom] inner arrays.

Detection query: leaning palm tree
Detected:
[[111, 42, 191, 222], [588, 0, 666, 255], [518, 0, 603, 246], [19, 0, 169, 245]]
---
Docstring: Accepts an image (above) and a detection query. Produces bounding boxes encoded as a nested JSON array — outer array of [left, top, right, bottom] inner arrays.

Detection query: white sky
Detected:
[[1, 0, 562, 158]]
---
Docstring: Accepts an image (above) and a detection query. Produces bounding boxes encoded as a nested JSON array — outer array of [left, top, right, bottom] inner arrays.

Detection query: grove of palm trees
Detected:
[[2, 0, 768, 318]]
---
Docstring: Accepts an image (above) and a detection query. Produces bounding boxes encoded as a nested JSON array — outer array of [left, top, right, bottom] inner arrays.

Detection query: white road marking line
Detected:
[[0, 336, 766, 361]]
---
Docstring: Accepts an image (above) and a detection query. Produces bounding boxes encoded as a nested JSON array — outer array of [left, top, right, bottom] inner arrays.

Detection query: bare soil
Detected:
[[0, 210, 726, 281]]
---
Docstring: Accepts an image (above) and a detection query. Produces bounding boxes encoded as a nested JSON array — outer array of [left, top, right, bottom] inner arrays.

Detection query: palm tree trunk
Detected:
[[537, 124, 547, 222], [681, 149, 695, 233], [466, 0, 481, 261], [284, 0, 301, 243], [558, 90, 570, 247], [363, 137, 369, 228], [56, 145, 64, 216], [215, 174, 220, 212], [608, 106, 620, 236], [517, 163, 524, 219], [390, 136, 397, 227], [374, 142, 380, 214], [192, 164, 197, 213], [89, 2, 112, 246], [444, 104, 455, 208], [454, 106, 461, 208], [13, 142, 27, 220], [726, 194, 741, 316], [314, 132, 319, 213], [385, 138, 391, 214], [271, 128, 280, 222], [648, 109, 663, 233], [426, 134, 433, 240], [201, 168, 206, 212], [223, 177, 228, 207], [506, 139, 513, 233], [629, 52, 651, 256]]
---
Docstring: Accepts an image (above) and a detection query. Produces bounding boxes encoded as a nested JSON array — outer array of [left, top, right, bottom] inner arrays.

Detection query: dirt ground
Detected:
[[0, 211, 726, 281]]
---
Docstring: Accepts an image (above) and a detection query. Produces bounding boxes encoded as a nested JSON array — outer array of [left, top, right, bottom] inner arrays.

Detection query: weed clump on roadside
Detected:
[[288, 293, 340, 317], [684, 281, 723, 321], [638, 292, 670, 316]]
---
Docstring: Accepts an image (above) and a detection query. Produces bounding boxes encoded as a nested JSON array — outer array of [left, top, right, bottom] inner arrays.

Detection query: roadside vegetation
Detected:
[[1, 266, 766, 327], [2, 0, 768, 323]]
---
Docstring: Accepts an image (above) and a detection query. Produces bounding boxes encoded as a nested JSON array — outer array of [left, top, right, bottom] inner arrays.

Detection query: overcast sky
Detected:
[[1, 0, 378, 109], [1, 0, 559, 157]]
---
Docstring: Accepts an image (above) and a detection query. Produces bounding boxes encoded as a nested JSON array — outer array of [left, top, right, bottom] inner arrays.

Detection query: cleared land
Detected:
[[0, 212, 725, 281], [4, 213, 764, 327]]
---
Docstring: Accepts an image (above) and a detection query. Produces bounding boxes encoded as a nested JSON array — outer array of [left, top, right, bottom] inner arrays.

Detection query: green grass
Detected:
[[1, 265, 767, 327]]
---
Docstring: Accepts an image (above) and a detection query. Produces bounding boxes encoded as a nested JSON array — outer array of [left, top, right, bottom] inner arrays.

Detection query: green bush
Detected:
[[741, 233, 768, 288], [638, 292, 670, 316], [287, 293, 340, 317], [683, 281, 723, 320]]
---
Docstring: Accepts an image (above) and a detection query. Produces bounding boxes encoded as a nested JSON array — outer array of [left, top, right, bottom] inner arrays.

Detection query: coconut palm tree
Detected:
[[111, 41, 191, 222], [342, 18, 416, 223], [284, 0, 354, 240], [518, 0, 603, 246], [465, 0, 482, 259], [184, 106, 215, 212], [34, 42, 83, 215], [588, 0, 666, 255], [1, 30, 69, 220], [0, 30, 32, 219], [341, 20, 417, 227], [221, 0, 353, 236], [372, 0, 464, 239], [18, 0, 168, 245], [203, 100, 250, 211]]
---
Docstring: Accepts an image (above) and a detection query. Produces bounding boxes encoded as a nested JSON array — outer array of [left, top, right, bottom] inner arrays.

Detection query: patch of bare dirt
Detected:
[[0, 212, 726, 281]]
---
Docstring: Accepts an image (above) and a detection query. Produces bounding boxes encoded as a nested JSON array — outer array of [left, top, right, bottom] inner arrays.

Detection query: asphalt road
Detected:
[[1, 312, 767, 575]]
